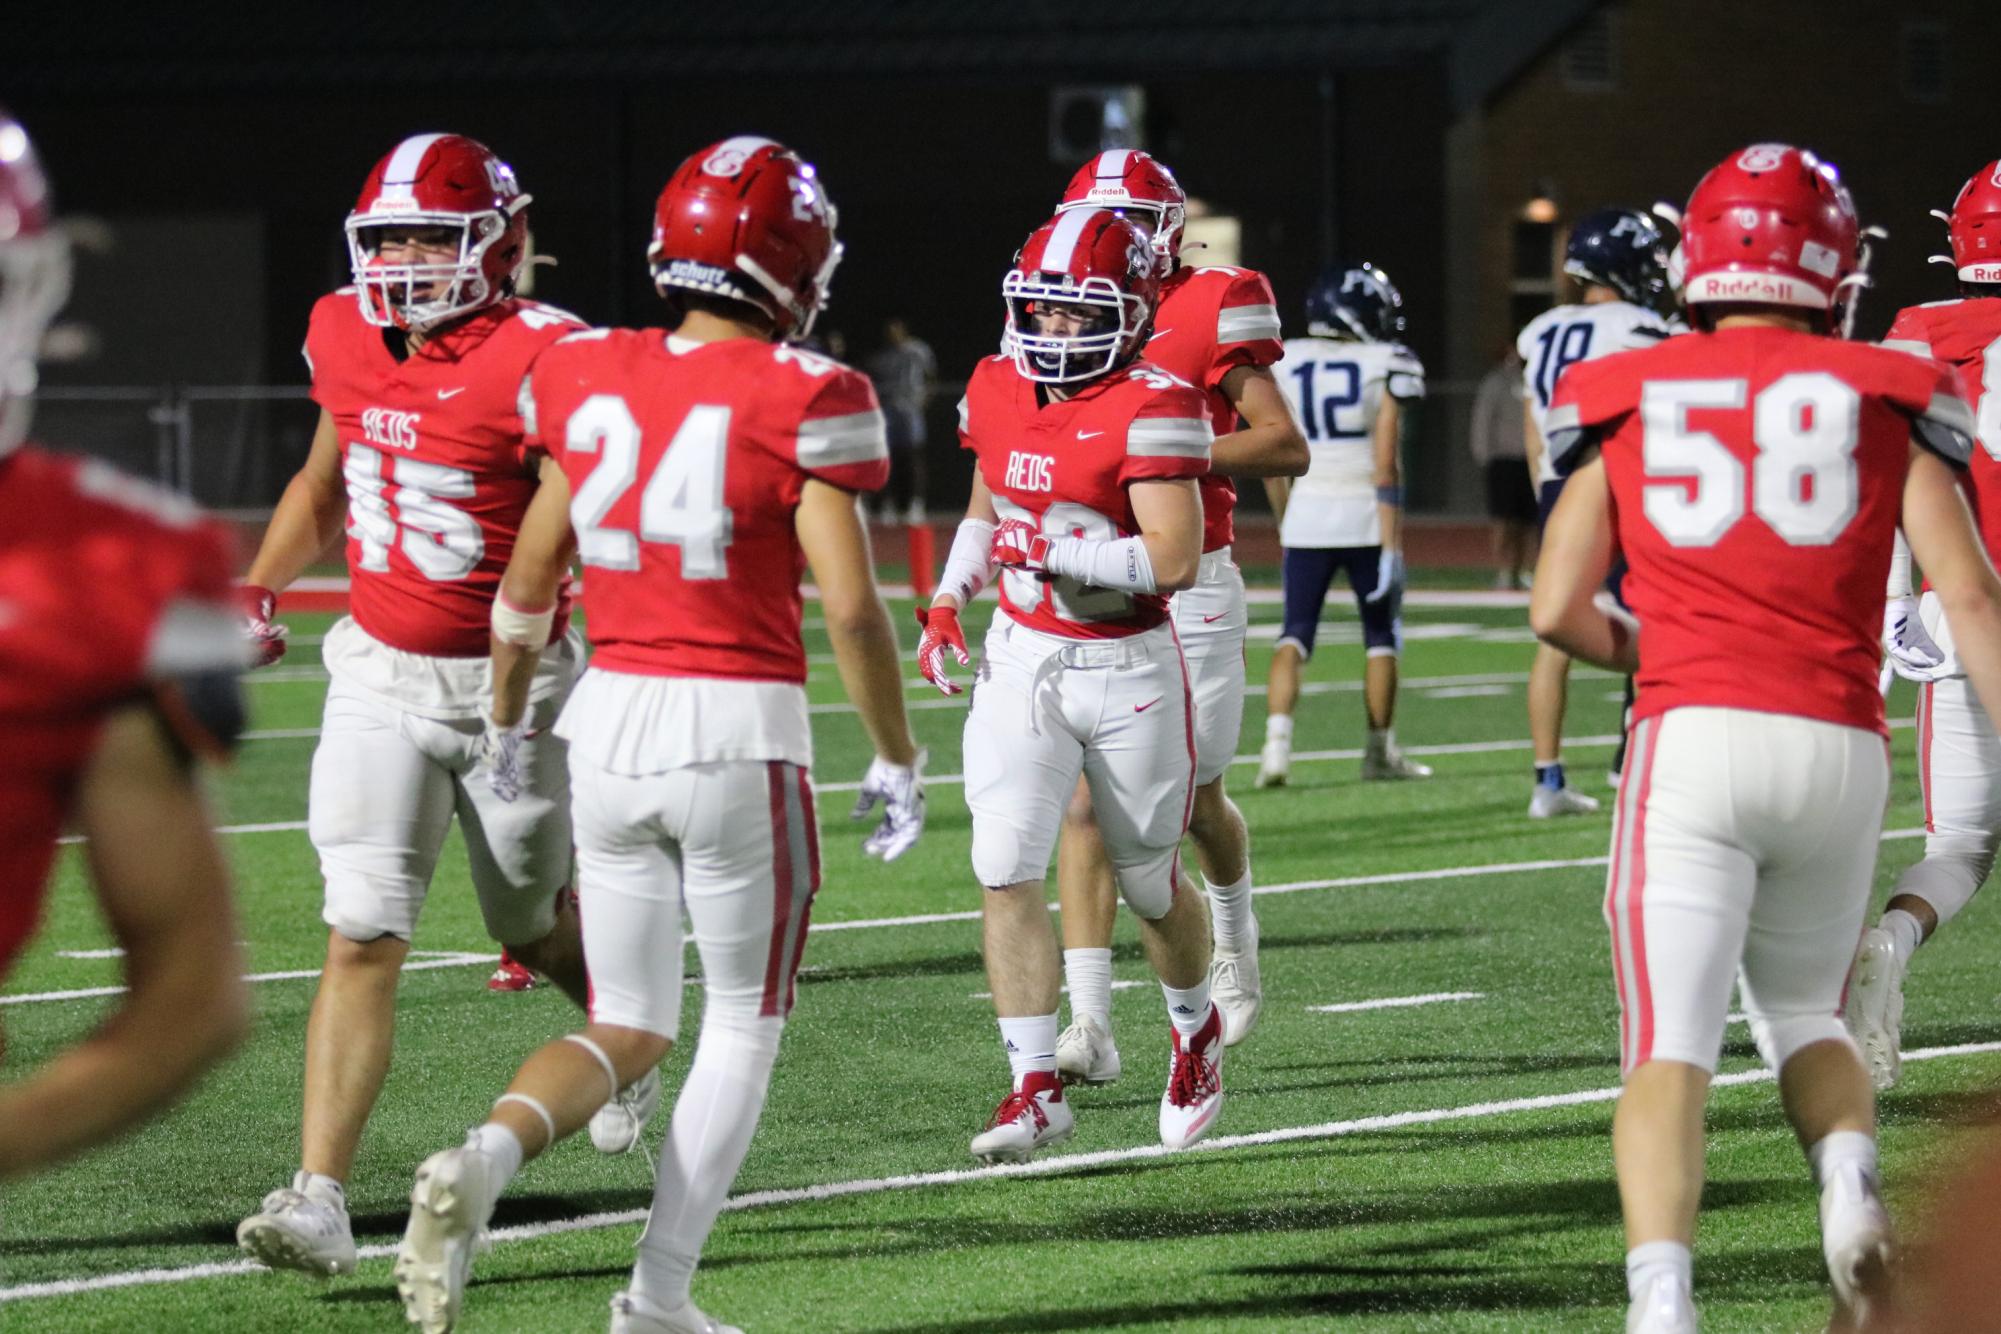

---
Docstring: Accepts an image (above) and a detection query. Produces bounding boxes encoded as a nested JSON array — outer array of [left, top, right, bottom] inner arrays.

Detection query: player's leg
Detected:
[[1259, 545, 1337, 789], [964, 625, 1081, 1160], [1604, 714, 1752, 1330], [1345, 545, 1428, 780], [1054, 777, 1122, 1084], [1529, 479, 1598, 818], [1084, 636, 1224, 1147], [619, 759, 817, 1332], [1738, 719, 1894, 1324], [1851, 666, 2001, 1088], [238, 683, 455, 1277], [397, 752, 682, 1332]]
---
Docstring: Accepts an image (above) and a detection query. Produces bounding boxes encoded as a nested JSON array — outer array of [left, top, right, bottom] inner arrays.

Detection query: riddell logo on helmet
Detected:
[[1967, 262, 2001, 283], [1087, 185, 1129, 203], [1691, 274, 1800, 301]]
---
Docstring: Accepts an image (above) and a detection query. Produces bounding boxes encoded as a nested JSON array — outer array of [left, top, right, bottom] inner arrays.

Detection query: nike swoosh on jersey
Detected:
[[1134, 697, 1161, 713], [437, 387, 467, 400], [1149, 328, 1174, 338], [1202, 612, 1226, 623], [1077, 429, 1105, 439]]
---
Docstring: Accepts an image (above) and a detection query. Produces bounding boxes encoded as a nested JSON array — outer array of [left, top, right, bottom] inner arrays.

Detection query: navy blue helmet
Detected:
[[1303, 263, 1405, 342], [1564, 208, 1669, 307]]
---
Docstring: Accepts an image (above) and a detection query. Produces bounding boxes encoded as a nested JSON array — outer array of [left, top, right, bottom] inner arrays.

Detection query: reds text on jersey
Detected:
[[959, 355, 1212, 639], [1273, 336, 1425, 548], [0, 448, 240, 981], [1143, 266, 1283, 551], [1518, 300, 1671, 484], [1885, 297, 2001, 558], [1548, 325, 1973, 735], [304, 292, 585, 656], [526, 332, 889, 682]]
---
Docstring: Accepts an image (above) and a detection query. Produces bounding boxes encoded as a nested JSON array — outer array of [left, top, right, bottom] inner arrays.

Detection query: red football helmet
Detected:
[[345, 133, 531, 332], [0, 109, 72, 457], [1680, 143, 1862, 327], [1932, 160, 2001, 284], [1004, 208, 1161, 384], [1057, 150, 1188, 267], [648, 136, 841, 338]]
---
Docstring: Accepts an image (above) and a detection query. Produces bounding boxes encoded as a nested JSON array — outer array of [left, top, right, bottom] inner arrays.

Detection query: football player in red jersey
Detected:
[[393, 138, 923, 1334], [1045, 151, 1307, 1078], [1849, 159, 2001, 1091], [0, 109, 249, 1176], [919, 207, 1225, 1164], [1531, 144, 2001, 1332], [233, 133, 631, 1277]]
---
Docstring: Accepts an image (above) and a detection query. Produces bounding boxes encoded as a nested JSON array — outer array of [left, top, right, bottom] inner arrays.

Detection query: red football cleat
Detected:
[[486, 950, 537, 992]]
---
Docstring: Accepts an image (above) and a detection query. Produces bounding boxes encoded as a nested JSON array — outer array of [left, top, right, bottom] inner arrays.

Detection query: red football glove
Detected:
[[915, 604, 971, 696], [236, 584, 289, 668], [990, 519, 1053, 573]]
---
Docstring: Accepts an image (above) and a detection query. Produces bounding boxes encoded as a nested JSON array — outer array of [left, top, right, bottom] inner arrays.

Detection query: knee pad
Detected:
[[1752, 1012, 1856, 1071], [1896, 832, 1998, 928], [1113, 846, 1179, 920]]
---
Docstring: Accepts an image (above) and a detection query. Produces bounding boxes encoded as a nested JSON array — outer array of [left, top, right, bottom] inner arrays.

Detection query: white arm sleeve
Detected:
[[937, 519, 996, 606], [1042, 535, 1158, 595], [1886, 529, 1914, 600]]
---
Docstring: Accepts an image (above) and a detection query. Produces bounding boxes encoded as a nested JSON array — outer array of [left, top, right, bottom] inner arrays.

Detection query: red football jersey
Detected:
[[526, 332, 890, 682], [1549, 325, 1973, 736], [1142, 266, 1284, 552], [959, 355, 1213, 639], [304, 291, 585, 657], [0, 448, 239, 981], [1885, 298, 2001, 557]]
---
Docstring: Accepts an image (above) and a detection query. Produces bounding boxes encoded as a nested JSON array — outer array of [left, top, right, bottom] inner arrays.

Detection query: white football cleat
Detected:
[[1624, 1275, 1698, 1333], [610, 1289, 744, 1334], [1254, 738, 1291, 788], [236, 1172, 357, 1277], [1361, 745, 1432, 781], [1529, 783, 1601, 818], [590, 1066, 664, 1154], [1159, 1005, 1225, 1150], [1820, 1164, 1897, 1328], [1055, 1015, 1122, 1086], [1845, 927, 1906, 1091], [969, 1072, 1074, 1164], [1208, 942, 1262, 1047], [395, 1139, 506, 1334]]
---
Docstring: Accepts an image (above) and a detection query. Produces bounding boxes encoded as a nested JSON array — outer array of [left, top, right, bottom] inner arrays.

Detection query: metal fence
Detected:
[[26, 378, 1490, 518]]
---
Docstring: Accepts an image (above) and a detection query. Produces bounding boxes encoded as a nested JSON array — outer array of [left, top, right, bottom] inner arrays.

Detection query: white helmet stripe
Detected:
[[376, 133, 448, 205], [1039, 207, 1097, 273], [1096, 149, 1132, 181]]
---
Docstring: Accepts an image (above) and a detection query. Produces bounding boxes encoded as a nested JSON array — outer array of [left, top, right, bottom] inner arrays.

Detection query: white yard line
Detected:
[[4, 1035, 1996, 1304], [0, 951, 497, 1007], [1309, 992, 1485, 1014]]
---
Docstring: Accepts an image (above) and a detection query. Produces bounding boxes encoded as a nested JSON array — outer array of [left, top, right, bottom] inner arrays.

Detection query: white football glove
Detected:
[[1365, 548, 1406, 608], [850, 750, 927, 862], [477, 717, 534, 803], [1883, 594, 1951, 682]]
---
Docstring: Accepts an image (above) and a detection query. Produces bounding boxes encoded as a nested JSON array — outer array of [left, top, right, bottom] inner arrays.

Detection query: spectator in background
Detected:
[[866, 317, 937, 522], [1470, 341, 1536, 589]]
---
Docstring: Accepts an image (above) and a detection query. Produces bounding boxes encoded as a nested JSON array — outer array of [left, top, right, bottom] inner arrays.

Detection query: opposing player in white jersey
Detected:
[[1258, 264, 1428, 787], [233, 133, 640, 1279], [394, 138, 924, 1334], [920, 207, 1225, 1163], [1517, 208, 1673, 819], [1849, 159, 2001, 1089]]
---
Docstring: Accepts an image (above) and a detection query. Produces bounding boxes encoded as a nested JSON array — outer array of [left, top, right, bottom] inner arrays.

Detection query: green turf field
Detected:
[[3, 588, 1997, 1332]]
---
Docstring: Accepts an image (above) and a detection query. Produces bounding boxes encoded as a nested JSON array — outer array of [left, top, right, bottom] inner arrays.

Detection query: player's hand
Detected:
[[235, 584, 289, 668], [477, 716, 535, 802], [915, 604, 970, 696], [850, 749, 927, 861], [1884, 594, 1951, 682], [991, 519, 1053, 573], [1364, 548, 1406, 607]]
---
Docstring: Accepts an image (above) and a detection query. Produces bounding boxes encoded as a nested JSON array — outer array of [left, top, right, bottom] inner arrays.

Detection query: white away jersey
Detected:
[[1273, 337, 1424, 548], [1517, 300, 1670, 483]]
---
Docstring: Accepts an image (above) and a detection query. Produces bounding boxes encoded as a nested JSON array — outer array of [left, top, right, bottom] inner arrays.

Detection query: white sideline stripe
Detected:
[[8, 1036, 2000, 1304], [972, 979, 1144, 1000], [0, 951, 497, 1008], [1309, 991, 1485, 1014]]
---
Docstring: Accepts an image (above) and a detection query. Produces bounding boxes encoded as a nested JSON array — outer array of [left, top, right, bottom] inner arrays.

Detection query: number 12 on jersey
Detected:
[[567, 394, 735, 578]]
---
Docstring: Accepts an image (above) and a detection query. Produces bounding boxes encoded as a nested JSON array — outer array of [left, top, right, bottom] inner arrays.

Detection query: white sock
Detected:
[[1265, 714, 1293, 744], [630, 1010, 783, 1312], [469, 1122, 525, 1186], [1161, 979, 1212, 1039], [1205, 872, 1256, 956], [1880, 907, 1925, 963], [998, 1013, 1059, 1084], [1809, 1130, 1878, 1190], [1062, 948, 1114, 1028], [298, 1171, 346, 1208], [1625, 1239, 1692, 1301], [1367, 726, 1393, 755]]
